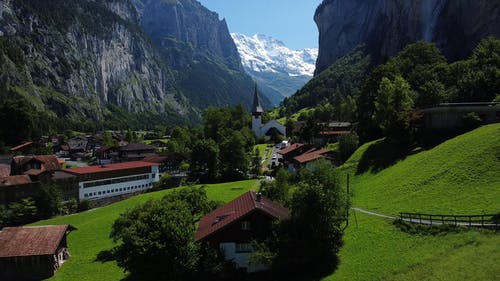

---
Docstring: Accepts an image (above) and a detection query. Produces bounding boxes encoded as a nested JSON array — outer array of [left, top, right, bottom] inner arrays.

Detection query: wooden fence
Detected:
[[399, 212, 499, 228]]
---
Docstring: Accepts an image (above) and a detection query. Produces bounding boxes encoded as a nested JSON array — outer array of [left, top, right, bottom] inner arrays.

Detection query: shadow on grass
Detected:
[[95, 249, 115, 263], [356, 139, 417, 174], [394, 219, 466, 236]]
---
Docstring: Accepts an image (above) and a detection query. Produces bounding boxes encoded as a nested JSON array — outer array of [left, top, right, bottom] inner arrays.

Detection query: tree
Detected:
[[110, 200, 199, 280], [190, 139, 219, 182], [219, 130, 250, 181], [161, 185, 217, 219], [273, 159, 348, 276], [338, 131, 359, 161], [374, 76, 415, 141], [7, 198, 38, 226], [259, 168, 290, 204], [35, 184, 63, 219], [0, 97, 37, 146]]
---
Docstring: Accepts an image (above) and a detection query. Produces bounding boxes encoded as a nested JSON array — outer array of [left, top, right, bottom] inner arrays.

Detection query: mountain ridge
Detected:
[[231, 33, 317, 105]]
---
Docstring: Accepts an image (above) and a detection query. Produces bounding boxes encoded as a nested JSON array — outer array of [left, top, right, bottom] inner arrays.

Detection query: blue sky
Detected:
[[197, 0, 323, 50]]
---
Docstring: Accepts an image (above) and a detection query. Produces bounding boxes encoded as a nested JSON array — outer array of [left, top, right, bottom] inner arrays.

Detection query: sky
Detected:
[[197, 0, 323, 50]]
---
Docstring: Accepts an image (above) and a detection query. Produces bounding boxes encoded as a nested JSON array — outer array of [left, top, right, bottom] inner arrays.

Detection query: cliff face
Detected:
[[131, 0, 265, 109], [314, 0, 500, 74], [0, 0, 189, 121], [0, 0, 265, 127]]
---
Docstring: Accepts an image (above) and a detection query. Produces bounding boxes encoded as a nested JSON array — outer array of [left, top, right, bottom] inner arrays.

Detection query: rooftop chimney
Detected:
[[256, 192, 262, 202]]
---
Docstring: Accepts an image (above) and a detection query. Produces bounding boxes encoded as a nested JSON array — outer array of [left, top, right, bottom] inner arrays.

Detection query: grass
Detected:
[[323, 124, 500, 281], [33, 180, 259, 281], [340, 124, 500, 215], [323, 211, 500, 281]]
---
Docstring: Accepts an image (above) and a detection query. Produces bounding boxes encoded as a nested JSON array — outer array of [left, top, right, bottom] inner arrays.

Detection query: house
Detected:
[[195, 191, 289, 273], [0, 175, 38, 205], [62, 161, 160, 200], [118, 143, 157, 162], [421, 102, 500, 129], [66, 136, 88, 154], [276, 143, 313, 166], [251, 85, 286, 140], [10, 155, 61, 175], [291, 148, 335, 172], [95, 146, 120, 165], [0, 225, 74, 280]]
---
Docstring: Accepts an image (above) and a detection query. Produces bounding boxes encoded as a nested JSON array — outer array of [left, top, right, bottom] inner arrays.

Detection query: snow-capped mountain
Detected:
[[231, 33, 318, 105]]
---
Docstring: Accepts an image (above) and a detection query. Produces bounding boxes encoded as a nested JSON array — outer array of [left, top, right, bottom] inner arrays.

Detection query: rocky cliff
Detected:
[[0, 0, 265, 129], [314, 0, 500, 74]]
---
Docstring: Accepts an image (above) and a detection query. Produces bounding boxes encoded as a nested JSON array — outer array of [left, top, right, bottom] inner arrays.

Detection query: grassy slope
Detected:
[[325, 212, 500, 281], [33, 180, 258, 281], [343, 124, 500, 214], [325, 124, 500, 281]]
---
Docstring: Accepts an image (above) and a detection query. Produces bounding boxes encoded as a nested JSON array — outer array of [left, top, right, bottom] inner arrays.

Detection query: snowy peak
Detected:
[[231, 33, 318, 77]]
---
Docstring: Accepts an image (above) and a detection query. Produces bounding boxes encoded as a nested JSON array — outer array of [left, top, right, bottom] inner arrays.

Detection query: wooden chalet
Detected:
[[118, 143, 156, 162], [10, 155, 61, 176], [0, 225, 75, 280], [195, 191, 289, 273]]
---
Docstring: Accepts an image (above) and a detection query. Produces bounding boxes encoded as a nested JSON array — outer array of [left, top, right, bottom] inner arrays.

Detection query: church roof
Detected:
[[252, 84, 263, 114]]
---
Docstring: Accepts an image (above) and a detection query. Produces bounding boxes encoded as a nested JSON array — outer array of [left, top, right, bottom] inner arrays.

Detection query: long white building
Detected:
[[63, 161, 160, 200]]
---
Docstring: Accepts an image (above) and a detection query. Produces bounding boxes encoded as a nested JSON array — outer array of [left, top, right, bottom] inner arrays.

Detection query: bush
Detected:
[[77, 199, 92, 212]]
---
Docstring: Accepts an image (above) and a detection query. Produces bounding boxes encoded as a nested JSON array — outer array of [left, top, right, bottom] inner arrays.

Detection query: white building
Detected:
[[63, 161, 160, 200], [251, 85, 286, 139]]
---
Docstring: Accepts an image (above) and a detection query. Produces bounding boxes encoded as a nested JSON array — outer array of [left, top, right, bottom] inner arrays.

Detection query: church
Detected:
[[251, 85, 286, 139]]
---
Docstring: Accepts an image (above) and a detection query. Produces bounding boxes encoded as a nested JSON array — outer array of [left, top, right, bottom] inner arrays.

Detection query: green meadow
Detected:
[[33, 124, 500, 280], [33, 180, 259, 281]]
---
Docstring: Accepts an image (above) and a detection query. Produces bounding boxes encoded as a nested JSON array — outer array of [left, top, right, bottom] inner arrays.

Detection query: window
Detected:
[[241, 221, 251, 230], [235, 243, 252, 253]]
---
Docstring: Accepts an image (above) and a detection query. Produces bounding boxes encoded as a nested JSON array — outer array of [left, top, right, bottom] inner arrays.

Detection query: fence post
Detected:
[[469, 216, 472, 227], [454, 215, 457, 226], [419, 213, 422, 224], [429, 215, 432, 225]]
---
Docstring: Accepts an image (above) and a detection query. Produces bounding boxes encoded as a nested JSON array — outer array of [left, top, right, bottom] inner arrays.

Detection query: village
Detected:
[[1, 82, 499, 279]]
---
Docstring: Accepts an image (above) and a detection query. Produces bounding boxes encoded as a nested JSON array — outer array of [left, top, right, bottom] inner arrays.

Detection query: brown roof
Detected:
[[277, 143, 305, 156], [24, 169, 46, 176], [0, 225, 74, 257], [10, 142, 34, 152], [119, 143, 155, 152], [0, 175, 32, 186], [12, 155, 61, 171], [142, 156, 168, 163], [195, 191, 289, 241], [293, 148, 332, 164], [0, 164, 10, 177]]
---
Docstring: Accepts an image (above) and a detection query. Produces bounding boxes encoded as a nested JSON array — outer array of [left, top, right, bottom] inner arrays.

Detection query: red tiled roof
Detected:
[[319, 131, 350, 136], [0, 225, 73, 257], [293, 148, 332, 164], [195, 191, 289, 241], [10, 142, 34, 152], [62, 161, 156, 175], [276, 143, 304, 156], [0, 175, 32, 186]]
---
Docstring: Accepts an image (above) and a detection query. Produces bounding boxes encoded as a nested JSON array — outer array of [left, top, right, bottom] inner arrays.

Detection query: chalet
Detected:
[[291, 148, 335, 172], [63, 161, 160, 200], [0, 225, 74, 280], [95, 146, 120, 165], [118, 143, 156, 162], [66, 136, 88, 154], [10, 142, 36, 155], [195, 191, 289, 273], [421, 102, 500, 129], [276, 143, 313, 166], [10, 155, 61, 176]]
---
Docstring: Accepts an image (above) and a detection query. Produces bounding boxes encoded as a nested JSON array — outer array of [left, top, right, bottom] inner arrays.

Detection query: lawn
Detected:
[[323, 211, 500, 281], [33, 180, 259, 281], [339, 124, 500, 215]]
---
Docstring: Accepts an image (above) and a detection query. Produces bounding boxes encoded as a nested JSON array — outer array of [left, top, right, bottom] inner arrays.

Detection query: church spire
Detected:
[[252, 83, 263, 115]]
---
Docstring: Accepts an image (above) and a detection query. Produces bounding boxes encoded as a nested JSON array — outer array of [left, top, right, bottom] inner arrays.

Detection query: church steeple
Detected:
[[252, 83, 263, 116]]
